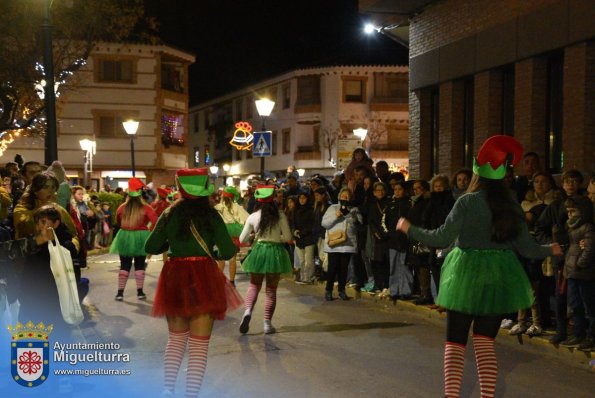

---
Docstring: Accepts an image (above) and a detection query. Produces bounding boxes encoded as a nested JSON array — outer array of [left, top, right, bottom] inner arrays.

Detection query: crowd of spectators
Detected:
[[1, 148, 594, 349]]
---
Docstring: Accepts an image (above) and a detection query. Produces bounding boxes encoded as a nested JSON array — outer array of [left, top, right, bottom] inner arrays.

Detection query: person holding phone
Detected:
[[321, 188, 362, 301]]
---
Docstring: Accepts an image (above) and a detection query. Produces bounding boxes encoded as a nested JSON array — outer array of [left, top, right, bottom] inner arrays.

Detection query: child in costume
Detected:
[[152, 187, 173, 218], [397, 135, 562, 398], [101, 202, 113, 247], [110, 178, 157, 301], [214, 186, 249, 286], [239, 185, 293, 334], [145, 168, 242, 397]]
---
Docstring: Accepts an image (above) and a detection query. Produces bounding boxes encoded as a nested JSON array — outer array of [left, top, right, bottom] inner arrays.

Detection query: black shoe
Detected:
[[239, 313, 251, 334], [338, 291, 350, 301], [560, 336, 584, 347], [390, 295, 399, 305], [414, 297, 434, 305], [115, 290, 124, 301], [549, 333, 567, 345], [577, 337, 594, 352], [137, 289, 147, 300], [325, 291, 333, 301]]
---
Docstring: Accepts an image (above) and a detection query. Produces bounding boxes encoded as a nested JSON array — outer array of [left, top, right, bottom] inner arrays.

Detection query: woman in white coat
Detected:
[[321, 187, 362, 301]]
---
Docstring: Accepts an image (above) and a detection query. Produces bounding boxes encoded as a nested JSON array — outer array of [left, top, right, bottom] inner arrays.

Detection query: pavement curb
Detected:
[[287, 277, 594, 367]]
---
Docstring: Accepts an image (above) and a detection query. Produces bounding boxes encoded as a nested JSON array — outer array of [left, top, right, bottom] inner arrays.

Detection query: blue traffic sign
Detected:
[[253, 131, 272, 157]]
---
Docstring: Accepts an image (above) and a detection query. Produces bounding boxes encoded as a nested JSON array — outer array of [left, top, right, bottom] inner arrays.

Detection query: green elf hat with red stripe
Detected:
[[176, 168, 214, 199], [254, 184, 276, 203], [127, 177, 145, 197], [157, 187, 172, 199], [473, 135, 523, 180], [221, 186, 240, 201]]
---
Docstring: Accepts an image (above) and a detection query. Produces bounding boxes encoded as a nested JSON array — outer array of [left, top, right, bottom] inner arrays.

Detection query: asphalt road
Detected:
[[6, 252, 591, 398]]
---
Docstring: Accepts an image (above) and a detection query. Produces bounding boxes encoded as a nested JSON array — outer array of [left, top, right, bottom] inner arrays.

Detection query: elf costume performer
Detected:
[[152, 187, 173, 217], [239, 185, 293, 335], [397, 135, 562, 398], [110, 177, 158, 301], [214, 186, 249, 286], [145, 168, 243, 397]]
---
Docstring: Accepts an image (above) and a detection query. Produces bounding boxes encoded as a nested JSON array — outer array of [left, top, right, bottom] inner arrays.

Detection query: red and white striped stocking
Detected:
[[186, 335, 210, 398], [473, 334, 497, 398], [264, 285, 278, 320], [163, 329, 189, 393], [135, 270, 145, 290], [118, 270, 129, 291], [244, 283, 262, 315], [444, 341, 465, 398]]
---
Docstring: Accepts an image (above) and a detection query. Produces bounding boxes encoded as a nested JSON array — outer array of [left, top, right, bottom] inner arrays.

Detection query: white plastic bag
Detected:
[[48, 229, 84, 326]]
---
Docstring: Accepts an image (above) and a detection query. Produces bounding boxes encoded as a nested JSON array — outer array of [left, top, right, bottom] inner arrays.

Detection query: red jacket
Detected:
[[116, 204, 158, 231]]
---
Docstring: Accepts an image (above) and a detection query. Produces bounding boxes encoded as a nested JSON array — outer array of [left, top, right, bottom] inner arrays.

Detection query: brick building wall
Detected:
[[409, 0, 558, 57], [514, 58, 547, 163], [408, 0, 595, 179], [473, 70, 502, 155], [563, 41, 595, 171]]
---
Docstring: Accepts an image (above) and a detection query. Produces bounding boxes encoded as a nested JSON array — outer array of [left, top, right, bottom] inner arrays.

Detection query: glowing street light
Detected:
[[123, 120, 139, 177], [255, 98, 275, 180], [79, 138, 96, 188], [364, 23, 377, 34], [353, 127, 368, 141]]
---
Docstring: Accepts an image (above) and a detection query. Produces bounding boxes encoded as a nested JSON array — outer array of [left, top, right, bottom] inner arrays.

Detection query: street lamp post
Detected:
[[123, 120, 139, 177], [223, 164, 230, 186], [209, 165, 219, 186], [255, 98, 275, 181], [79, 138, 96, 188], [42, 0, 58, 165]]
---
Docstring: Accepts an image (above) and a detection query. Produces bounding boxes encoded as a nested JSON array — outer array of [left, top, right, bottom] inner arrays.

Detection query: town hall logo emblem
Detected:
[[8, 321, 52, 387]]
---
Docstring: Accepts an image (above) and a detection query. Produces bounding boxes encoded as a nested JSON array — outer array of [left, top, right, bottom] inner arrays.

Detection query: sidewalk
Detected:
[[84, 251, 593, 369], [301, 278, 594, 368]]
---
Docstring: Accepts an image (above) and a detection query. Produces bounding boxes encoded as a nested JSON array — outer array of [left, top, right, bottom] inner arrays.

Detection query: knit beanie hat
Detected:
[[47, 160, 66, 183]]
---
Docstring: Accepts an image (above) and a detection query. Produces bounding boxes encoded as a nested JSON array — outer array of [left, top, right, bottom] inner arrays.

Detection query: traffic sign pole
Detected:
[[253, 131, 272, 180]]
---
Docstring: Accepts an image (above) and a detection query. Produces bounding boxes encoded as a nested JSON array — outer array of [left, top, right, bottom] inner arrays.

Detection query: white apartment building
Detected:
[[1, 42, 195, 189], [188, 65, 409, 181]]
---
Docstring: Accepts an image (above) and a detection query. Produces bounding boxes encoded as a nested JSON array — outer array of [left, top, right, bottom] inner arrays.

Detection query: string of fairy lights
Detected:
[[0, 58, 86, 157]]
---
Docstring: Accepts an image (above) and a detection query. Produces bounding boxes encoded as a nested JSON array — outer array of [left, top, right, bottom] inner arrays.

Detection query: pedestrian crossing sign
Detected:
[[253, 131, 272, 157]]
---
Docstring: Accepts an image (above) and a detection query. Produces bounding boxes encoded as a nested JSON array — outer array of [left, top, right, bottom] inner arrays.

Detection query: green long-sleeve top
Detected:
[[144, 206, 237, 260], [409, 191, 552, 260]]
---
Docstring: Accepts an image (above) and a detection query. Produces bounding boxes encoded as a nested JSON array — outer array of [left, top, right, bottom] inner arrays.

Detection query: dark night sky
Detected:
[[144, 0, 408, 105]]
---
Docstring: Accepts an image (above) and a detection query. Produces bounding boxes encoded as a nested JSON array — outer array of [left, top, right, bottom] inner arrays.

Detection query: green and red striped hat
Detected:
[[473, 135, 523, 180], [127, 177, 145, 197], [221, 186, 240, 201], [175, 168, 214, 199], [254, 185, 276, 203]]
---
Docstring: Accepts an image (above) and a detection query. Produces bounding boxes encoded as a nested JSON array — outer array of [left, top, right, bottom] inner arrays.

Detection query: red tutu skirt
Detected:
[[231, 237, 250, 248], [152, 256, 244, 320]]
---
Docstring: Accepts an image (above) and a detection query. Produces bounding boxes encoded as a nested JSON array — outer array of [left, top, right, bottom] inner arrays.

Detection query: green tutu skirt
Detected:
[[241, 241, 292, 274], [436, 247, 533, 316], [109, 229, 150, 257]]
